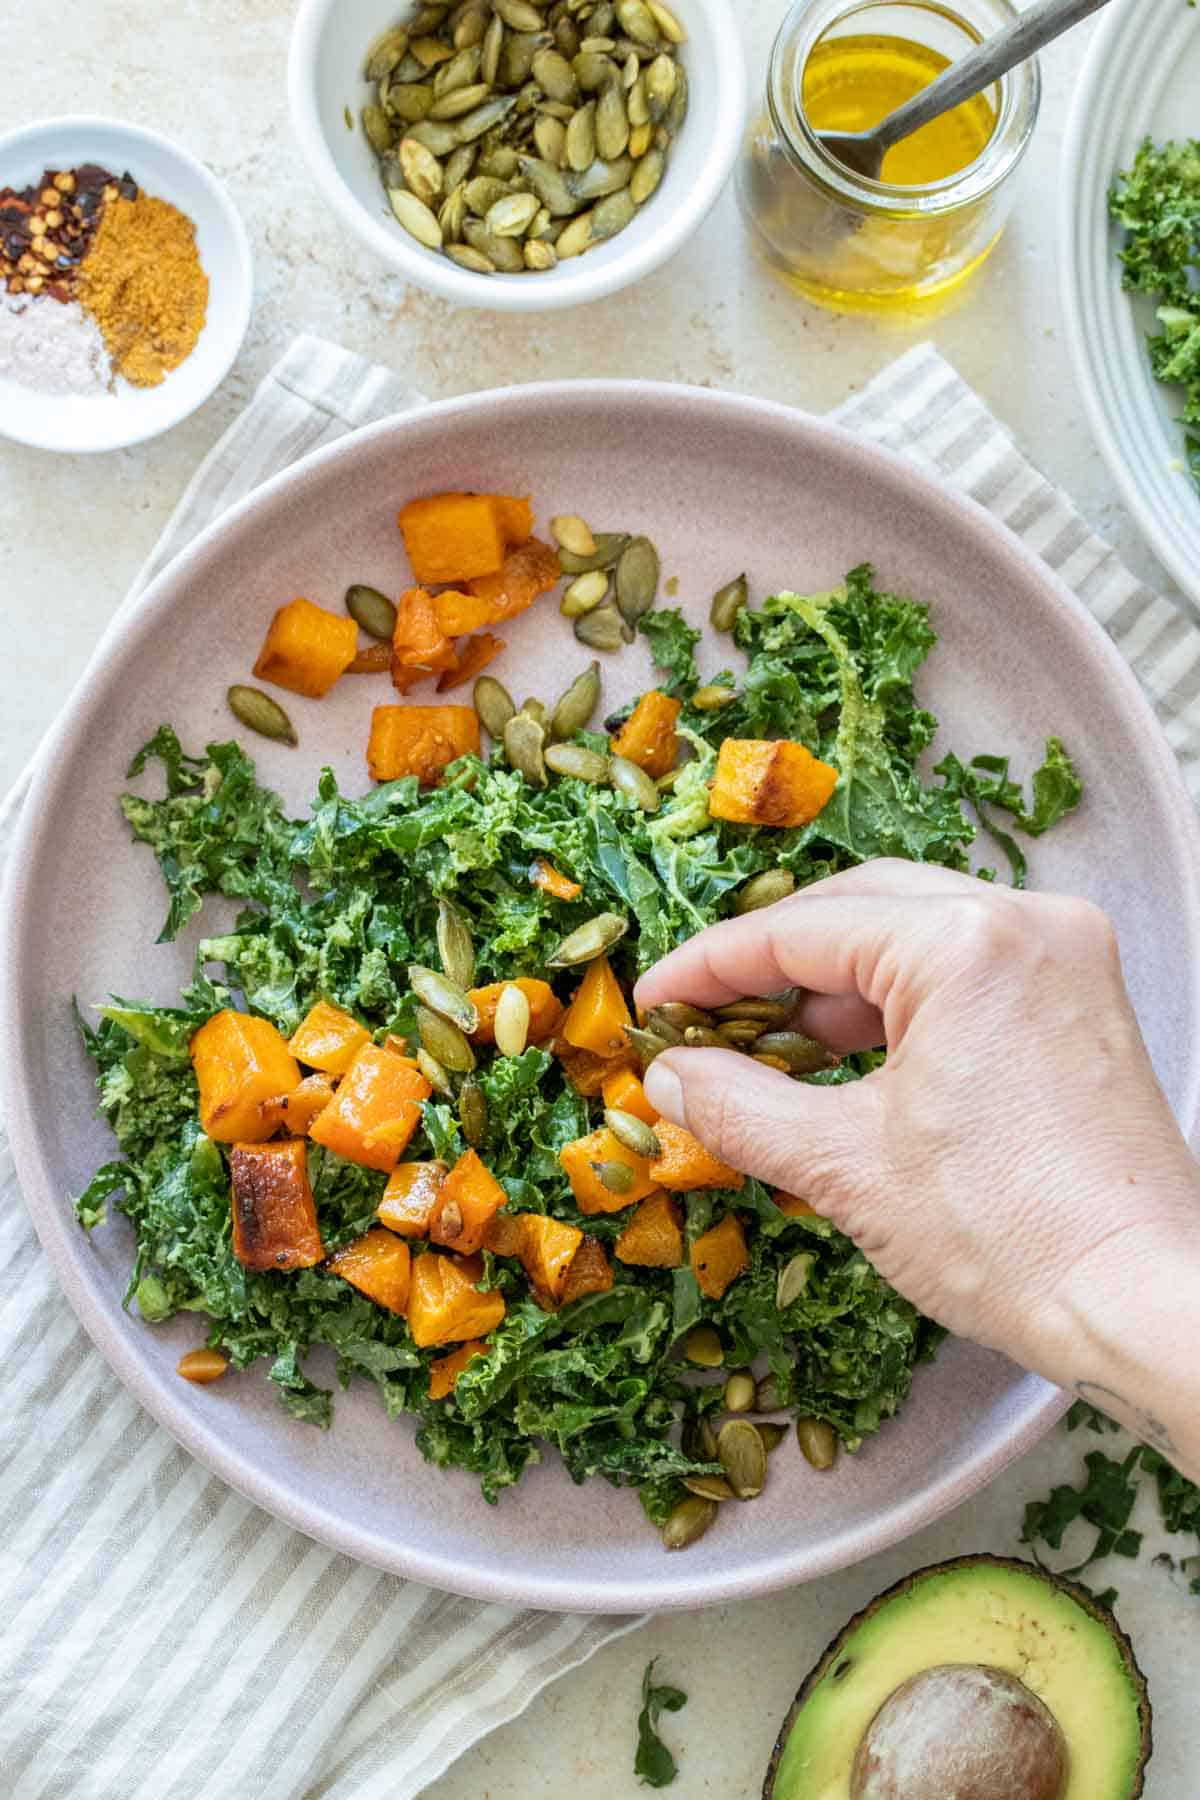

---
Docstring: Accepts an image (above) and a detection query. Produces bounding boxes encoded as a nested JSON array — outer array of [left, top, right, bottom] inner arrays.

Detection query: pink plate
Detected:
[[4, 382, 1199, 1612]]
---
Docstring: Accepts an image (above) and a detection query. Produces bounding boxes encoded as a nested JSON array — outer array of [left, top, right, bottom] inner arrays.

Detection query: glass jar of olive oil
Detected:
[[737, 0, 1040, 313]]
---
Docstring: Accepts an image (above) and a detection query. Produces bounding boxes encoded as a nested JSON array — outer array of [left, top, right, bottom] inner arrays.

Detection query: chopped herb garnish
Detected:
[[635, 1659, 688, 1787]]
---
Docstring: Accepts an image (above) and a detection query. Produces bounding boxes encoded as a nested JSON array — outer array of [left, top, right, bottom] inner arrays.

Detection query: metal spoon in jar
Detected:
[[818, 0, 1114, 183]]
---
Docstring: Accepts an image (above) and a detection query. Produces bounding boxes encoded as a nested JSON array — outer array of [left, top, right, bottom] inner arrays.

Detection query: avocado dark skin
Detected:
[[762, 1555, 1152, 1800]]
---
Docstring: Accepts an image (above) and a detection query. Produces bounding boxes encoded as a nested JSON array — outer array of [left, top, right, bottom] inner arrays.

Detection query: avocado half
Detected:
[[762, 1555, 1151, 1800]]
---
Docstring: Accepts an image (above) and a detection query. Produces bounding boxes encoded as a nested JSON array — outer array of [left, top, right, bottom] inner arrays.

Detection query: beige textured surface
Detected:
[[2, 2, 1196, 1796]]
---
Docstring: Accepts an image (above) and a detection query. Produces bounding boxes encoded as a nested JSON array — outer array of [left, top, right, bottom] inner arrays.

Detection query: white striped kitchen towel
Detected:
[[2, 333, 1199, 1800]]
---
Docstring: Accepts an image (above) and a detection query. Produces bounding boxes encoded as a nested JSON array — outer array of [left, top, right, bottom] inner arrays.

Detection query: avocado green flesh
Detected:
[[769, 1562, 1145, 1800]]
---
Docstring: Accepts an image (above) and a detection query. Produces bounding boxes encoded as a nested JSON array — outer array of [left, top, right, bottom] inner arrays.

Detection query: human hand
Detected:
[[634, 860, 1200, 1410]]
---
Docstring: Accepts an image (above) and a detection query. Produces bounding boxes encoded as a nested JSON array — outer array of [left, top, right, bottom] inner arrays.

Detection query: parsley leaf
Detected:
[[635, 1659, 687, 1787]]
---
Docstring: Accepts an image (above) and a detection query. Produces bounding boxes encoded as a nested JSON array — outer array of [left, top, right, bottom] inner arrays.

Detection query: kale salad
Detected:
[[75, 565, 1082, 1547]]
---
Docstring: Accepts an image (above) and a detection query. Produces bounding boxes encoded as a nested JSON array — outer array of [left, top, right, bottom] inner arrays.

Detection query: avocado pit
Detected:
[[849, 1663, 1067, 1800]]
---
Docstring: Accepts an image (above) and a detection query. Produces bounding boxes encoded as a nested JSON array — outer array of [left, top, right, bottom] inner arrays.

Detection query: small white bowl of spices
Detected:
[[0, 116, 253, 453]]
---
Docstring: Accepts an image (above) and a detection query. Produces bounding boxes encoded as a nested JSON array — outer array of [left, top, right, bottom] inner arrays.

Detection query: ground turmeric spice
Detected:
[[78, 193, 207, 387]]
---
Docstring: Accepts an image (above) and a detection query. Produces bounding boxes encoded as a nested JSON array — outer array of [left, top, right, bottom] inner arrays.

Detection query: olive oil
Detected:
[[802, 33, 996, 187]]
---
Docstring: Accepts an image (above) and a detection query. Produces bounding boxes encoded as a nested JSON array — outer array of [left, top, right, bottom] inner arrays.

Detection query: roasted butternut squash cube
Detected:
[[492, 494, 533, 546], [259, 1072, 335, 1136], [615, 1190, 684, 1268], [428, 1338, 489, 1399], [367, 704, 481, 786], [230, 1138, 324, 1272], [559, 1236, 614, 1306], [481, 1210, 525, 1257], [433, 588, 494, 637], [469, 977, 563, 1045], [398, 493, 509, 585], [191, 1010, 302, 1144], [610, 689, 681, 779], [690, 1212, 748, 1299], [529, 857, 581, 902], [560, 954, 632, 1058], [708, 738, 839, 828], [378, 1160, 448, 1236], [436, 631, 505, 693], [551, 1037, 636, 1096], [600, 1066, 658, 1126], [308, 1043, 431, 1171], [649, 1120, 744, 1192], [518, 1214, 584, 1308], [392, 587, 458, 685], [429, 1148, 508, 1255], [287, 1000, 370, 1077], [773, 1189, 819, 1218], [252, 598, 359, 699], [466, 538, 561, 624], [327, 1228, 412, 1313], [559, 1126, 658, 1214], [407, 1251, 506, 1347]]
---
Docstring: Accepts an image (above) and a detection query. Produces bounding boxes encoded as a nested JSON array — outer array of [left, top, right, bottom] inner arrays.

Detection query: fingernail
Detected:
[[643, 1060, 684, 1125]]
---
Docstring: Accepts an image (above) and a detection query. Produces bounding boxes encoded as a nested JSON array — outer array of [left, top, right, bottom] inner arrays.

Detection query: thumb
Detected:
[[643, 1048, 882, 1222]]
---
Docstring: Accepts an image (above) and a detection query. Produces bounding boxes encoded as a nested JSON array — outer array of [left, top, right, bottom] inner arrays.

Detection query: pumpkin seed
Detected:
[[717, 1418, 768, 1499], [495, 0, 545, 27], [628, 121, 653, 158], [595, 1158, 634, 1195], [389, 187, 444, 246], [400, 135, 445, 203], [500, 28, 546, 84], [227, 685, 298, 746], [604, 1108, 660, 1159], [454, 93, 519, 140], [797, 1417, 838, 1470], [417, 1004, 477, 1074], [595, 79, 629, 159], [755, 1374, 784, 1412], [642, 1008, 684, 1044], [487, 190, 540, 234], [494, 983, 531, 1057], [481, 10, 504, 83], [662, 1495, 716, 1550], [430, 80, 494, 118], [473, 676, 516, 738], [547, 910, 628, 966], [691, 683, 737, 711], [405, 117, 462, 154], [590, 2, 617, 34], [551, 514, 596, 557], [465, 174, 510, 214], [409, 964, 479, 1033], [565, 100, 597, 170], [621, 48, 640, 87], [436, 897, 476, 989], [683, 1474, 736, 1502], [579, 34, 617, 52], [616, 0, 657, 43], [776, 1252, 815, 1309], [754, 1054, 791, 1073], [710, 572, 748, 632], [556, 13, 581, 56], [645, 51, 676, 114], [567, 155, 632, 200], [665, 58, 688, 133], [648, 0, 685, 40], [519, 696, 547, 726], [713, 995, 795, 1024], [626, 72, 649, 129], [557, 531, 628, 574], [624, 1024, 673, 1064], [649, 1001, 712, 1031], [521, 238, 555, 268], [433, 43, 483, 94], [528, 207, 557, 240], [446, 241, 496, 272], [716, 1020, 762, 1046], [532, 45, 579, 100], [629, 146, 665, 203], [561, 568, 609, 616], [444, 142, 478, 188], [610, 754, 660, 811], [411, 33, 456, 66], [591, 186, 636, 237], [476, 145, 519, 179], [417, 1044, 456, 1097], [463, 220, 525, 270], [757, 1421, 788, 1453], [544, 742, 609, 782], [366, 24, 411, 80], [534, 113, 567, 164], [362, 103, 394, 154], [724, 1369, 757, 1413], [682, 1413, 719, 1458], [615, 532, 662, 626], [573, 597, 623, 647], [573, 49, 615, 90], [683, 1024, 733, 1049], [410, 5, 450, 33], [385, 81, 435, 122], [503, 712, 547, 785], [517, 154, 580, 214], [459, 1075, 489, 1145], [454, 5, 488, 49], [344, 584, 397, 640], [683, 1324, 723, 1367], [752, 1031, 837, 1074], [439, 180, 468, 241], [550, 660, 602, 738]]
